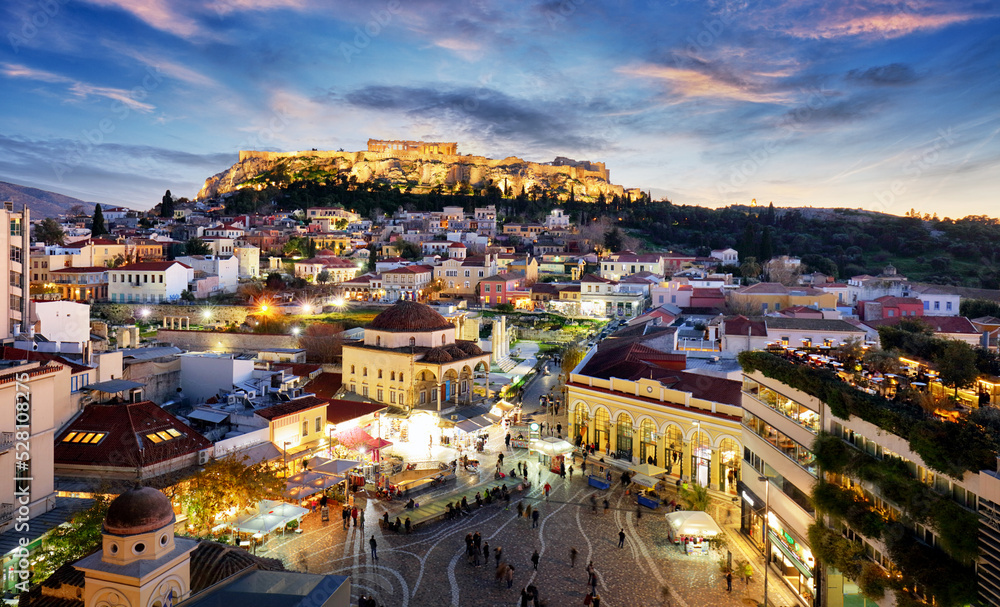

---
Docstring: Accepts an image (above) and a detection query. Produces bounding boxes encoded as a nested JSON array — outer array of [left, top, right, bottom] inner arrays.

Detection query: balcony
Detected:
[[0, 432, 14, 452]]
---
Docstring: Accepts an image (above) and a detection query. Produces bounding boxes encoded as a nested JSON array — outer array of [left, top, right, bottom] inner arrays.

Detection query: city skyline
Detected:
[[0, 0, 998, 217]]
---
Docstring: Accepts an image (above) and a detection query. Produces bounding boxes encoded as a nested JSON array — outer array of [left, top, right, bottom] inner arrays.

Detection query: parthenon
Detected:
[[367, 139, 458, 155]]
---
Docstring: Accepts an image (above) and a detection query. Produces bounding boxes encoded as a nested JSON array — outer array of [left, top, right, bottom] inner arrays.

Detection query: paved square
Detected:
[[261, 460, 782, 607]]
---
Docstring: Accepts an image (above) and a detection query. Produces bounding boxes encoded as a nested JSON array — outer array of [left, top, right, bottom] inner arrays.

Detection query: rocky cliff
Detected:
[[197, 149, 638, 201]]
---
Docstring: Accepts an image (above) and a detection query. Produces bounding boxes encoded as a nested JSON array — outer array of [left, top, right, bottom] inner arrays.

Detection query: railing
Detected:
[[0, 432, 14, 452]]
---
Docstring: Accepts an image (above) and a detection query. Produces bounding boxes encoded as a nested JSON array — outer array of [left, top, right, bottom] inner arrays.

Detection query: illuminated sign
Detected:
[[742, 491, 755, 508]]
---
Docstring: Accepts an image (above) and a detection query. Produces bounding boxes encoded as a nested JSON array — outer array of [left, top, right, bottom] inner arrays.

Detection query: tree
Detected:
[[739, 256, 762, 282], [678, 483, 710, 511], [32, 495, 110, 582], [299, 322, 344, 364], [180, 289, 195, 302], [33, 217, 65, 245], [91, 204, 107, 236], [937, 340, 979, 397], [391, 237, 422, 260], [961, 298, 1000, 319], [316, 269, 331, 284], [177, 455, 285, 532], [185, 237, 211, 255], [264, 272, 286, 291], [603, 227, 624, 253], [160, 189, 174, 218], [561, 344, 586, 375]]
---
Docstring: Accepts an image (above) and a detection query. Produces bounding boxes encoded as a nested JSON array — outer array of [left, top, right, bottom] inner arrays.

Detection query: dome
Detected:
[[104, 487, 176, 536], [455, 340, 484, 356], [422, 347, 453, 363], [368, 301, 454, 333]]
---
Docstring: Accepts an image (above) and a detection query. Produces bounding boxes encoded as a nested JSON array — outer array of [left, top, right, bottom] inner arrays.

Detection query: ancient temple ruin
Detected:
[[367, 139, 458, 155]]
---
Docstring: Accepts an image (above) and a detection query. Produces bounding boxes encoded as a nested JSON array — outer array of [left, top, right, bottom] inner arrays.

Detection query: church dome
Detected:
[[104, 487, 176, 536], [455, 340, 484, 356], [368, 301, 454, 333]]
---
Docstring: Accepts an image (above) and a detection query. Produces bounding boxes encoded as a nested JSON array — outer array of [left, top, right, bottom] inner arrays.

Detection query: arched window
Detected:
[[391, 371, 396, 380], [640, 419, 657, 464], [615, 412, 633, 458], [363, 367, 368, 377], [441, 334, 446, 345], [409, 337, 416, 347], [376, 336, 381, 346], [593, 408, 609, 451], [378, 369, 382, 379]]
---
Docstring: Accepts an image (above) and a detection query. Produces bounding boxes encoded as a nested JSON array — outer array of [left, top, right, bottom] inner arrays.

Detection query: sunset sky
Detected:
[[0, 0, 997, 216]]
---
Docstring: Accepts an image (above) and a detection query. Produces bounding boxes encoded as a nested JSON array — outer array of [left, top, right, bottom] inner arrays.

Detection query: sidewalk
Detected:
[[721, 521, 804, 607]]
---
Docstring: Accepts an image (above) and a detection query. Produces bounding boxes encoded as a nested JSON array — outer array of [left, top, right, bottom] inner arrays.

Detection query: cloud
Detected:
[[102, 41, 219, 88], [335, 84, 610, 151], [81, 0, 204, 38], [0, 63, 155, 112], [617, 63, 793, 104], [846, 63, 920, 85], [800, 11, 983, 40]]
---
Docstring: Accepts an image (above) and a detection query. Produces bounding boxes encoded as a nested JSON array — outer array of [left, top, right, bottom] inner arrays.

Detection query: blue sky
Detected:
[[0, 0, 998, 216]]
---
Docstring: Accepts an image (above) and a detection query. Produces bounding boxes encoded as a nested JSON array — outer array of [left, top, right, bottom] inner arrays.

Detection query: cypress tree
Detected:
[[91, 204, 107, 237]]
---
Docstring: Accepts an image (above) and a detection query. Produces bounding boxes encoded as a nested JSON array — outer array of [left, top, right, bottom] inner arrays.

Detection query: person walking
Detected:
[[603, 498, 609, 515], [351, 506, 359, 527], [636, 504, 642, 521], [506, 432, 511, 450], [369, 535, 378, 561], [590, 494, 597, 513], [531, 549, 539, 570], [498, 452, 505, 467], [569, 547, 578, 568], [517, 501, 525, 518], [543, 482, 551, 500], [617, 528, 626, 548], [568, 465, 574, 479], [505, 564, 515, 589], [525, 503, 533, 520], [483, 541, 490, 567], [726, 570, 733, 592], [495, 546, 503, 568], [557, 422, 562, 435], [531, 508, 540, 528]]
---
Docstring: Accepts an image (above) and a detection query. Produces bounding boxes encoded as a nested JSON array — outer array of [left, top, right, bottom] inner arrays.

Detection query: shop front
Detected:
[[690, 429, 711, 487]]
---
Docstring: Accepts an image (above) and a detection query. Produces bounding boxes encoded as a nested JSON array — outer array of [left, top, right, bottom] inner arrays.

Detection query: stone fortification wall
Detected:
[[156, 329, 300, 353]]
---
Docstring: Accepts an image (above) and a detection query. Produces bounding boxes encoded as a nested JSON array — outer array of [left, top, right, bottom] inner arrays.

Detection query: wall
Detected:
[[213, 427, 270, 458], [157, 329, 300, 354], [93, 303, 254, 325], [33, 300, 91, 343], [123, 357, 181, 406], [179, 354, 255, 402]]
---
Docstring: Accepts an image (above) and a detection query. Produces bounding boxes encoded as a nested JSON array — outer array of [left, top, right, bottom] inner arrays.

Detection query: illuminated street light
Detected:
[[291, 326, 301, 336], [139, 309, 150, 318], [302, 304, 313, 314], [202, 310, 212, 320]]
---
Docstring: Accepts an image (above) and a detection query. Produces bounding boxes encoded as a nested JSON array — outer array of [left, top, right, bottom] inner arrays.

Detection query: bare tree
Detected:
[[724, 292, 762, 316], [299, 323, 344, 364], [764, 258, 802, 285]]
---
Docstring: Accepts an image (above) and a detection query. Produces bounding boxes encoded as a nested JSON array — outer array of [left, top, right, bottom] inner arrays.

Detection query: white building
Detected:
[[179, 353, 255, 402], [175, 255, 239, 293], [544, 208, 570, 230], [910, 284, 961, 316], [2, 203, 30, 339], [234, 246, 260, 278], [108, 261, 193, 303], [31, 300, 91, 345], [710, 248, 739, 264]]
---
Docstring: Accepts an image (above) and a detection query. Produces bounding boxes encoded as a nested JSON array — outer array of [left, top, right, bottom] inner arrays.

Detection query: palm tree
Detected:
[[679, 483, 710, 511], [739, 256, 762, 282]]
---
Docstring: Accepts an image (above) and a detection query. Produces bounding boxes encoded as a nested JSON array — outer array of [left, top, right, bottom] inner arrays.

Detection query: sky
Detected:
[[0, 0, 998, 217]]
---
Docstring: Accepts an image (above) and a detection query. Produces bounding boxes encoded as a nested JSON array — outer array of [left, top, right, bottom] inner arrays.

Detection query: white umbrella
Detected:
[[313, 458, 363, 476], [665, 510, 722, 538], [528, 436, 575, 456], [631, 462, 668, 477]]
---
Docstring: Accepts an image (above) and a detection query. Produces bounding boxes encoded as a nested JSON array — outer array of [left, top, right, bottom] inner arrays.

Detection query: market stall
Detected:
[[665, 510, 723, 556], [528, 436, 575, 474], [630, 473, 662, 508]]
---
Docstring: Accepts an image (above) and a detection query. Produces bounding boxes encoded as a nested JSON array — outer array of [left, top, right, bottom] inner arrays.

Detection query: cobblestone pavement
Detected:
[[261, 452, 794, 607]]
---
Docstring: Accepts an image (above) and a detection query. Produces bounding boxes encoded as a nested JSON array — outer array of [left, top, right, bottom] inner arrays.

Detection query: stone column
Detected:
[[710, 447, 721, 491]]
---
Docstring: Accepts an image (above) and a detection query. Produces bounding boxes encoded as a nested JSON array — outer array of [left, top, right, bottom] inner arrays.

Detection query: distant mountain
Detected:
[[0, 181, 100, 219]]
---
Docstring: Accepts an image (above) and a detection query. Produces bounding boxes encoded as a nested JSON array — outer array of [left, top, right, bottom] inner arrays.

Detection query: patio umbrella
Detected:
[[630, 473, 660, 489], [631, 462, 668, 477], [313, 458, 363, 476], [528, 436, 575, 457], [665, 510, 722, 538]]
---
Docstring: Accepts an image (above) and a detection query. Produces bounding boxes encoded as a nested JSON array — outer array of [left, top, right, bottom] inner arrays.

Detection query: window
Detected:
[[390, 391, 396, 403], [761, 303, 768, 311], [465, 270, 470, 277], [377, 388, 383, 401], [351, 365, 355, 374], [409, 337, 416, 347], [302, 420, 309, 437], [159, 275, 163, 283], [934, 301, 940, 310], [62, 432, 106, 444], [315, 416, 322, 432], [946, 301, 952, 311], [888, 309, 895, 317], [362, 386, 369, 396], [485, 285, 491, 292], [376, 336, 381, 346], [378, 369, 383, 379], [399, 373, 404, 382], [143, 274, 148, 283], [923, 300, 929, 310], [363, 367, 368, 376]]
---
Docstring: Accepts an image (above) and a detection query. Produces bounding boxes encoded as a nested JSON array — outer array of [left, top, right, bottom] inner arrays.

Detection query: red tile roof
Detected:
[[303, 372, 342, 399], [0, 346, 91, 374], [54, 401, 211, 467], [254, 395, 328, 421], [119, 261, 191, 271], [326, 399, 386, 425], [864, 316, 979, 334], [50, 266, 108, 273]]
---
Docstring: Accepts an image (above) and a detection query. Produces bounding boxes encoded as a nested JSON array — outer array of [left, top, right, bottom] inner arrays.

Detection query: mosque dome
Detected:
[[368, 301, 454, 333], [103, 487, 176, 536]]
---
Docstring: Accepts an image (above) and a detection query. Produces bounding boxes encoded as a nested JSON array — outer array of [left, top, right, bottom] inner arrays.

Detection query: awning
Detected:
[[630, 473, 660, 489], [224, 442, 282, 466], [231, 500, 309, 534], [312, 458, 362, 476], [455, 419, 486, 433], [83, 379, 144, 393], [769, 530, 813, 578], [528, 436, 575, 456], [631, 462, 668, 477], [492, 400, 516, 414], [335, 426, 391, 451], [187, 409, 229, 424], [665, 511, 722, 537]]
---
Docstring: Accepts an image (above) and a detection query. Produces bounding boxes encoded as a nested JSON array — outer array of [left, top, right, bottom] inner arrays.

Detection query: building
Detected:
[[544, 208, 570, 230], [293, 252, 361, 283], [580, 274, 648, 319], [739, 350, 996, 607], [567, 327, 743, 492], [910, 284, 961, 316], [479, 272, 530, 308], [108, 261, 193, 303], [254, 396, 329, 468], [502, 223, 545, 240], [861, 315, 982, 347], [856, 295, 923, 321], [382, 265, 433, 301], [180, 353, 254, 402], [234, 245, 260, 279], [176, 255, 239, 294], [341, 301, 490, 410], [600, 252, 666, 281], [719, 316, 866, 354], [711, 248, 739, 264], [730, 283, 838, 313], [49, 266, 108, 301], [2, 203, 30, 338]]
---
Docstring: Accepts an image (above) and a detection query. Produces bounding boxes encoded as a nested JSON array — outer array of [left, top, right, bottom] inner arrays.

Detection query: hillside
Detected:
[[0, 181, 98, 219], [198, 148, 639, 202]]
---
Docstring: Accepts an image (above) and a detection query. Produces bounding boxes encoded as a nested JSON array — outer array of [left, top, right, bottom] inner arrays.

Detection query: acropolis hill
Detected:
[[197, 139, 639, 201]]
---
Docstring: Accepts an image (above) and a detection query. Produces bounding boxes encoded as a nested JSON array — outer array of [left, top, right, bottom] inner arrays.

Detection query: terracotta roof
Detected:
[[864, 315, 979, 334], [326, 399, 386, 425], [54, 401, 211, 468], [367, 301, 454, 332], [581, 273, 612, 283], [118, 261, 191, 271], [104, 487, 174, 535], [303, 372, 342, 400], [254, 395, 328, 421], [449, 242, 466, 248], [723, 316, 767, 337], [0, 346, 91, 374], [383, 265, 433, 274]]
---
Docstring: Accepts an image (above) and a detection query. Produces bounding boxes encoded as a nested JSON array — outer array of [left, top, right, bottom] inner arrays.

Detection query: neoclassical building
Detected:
[[341, 301, 490, 410], [566, 329, 744, 494]]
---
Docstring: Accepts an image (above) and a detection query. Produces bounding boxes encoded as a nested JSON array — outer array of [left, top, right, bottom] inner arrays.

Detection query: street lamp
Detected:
[[759, 475, 770, 607], [283, 441, 292, 477]]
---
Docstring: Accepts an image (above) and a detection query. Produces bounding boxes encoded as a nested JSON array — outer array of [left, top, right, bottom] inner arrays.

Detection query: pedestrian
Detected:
[[506, 564, 515, 589], [525, 503, 532, 520], [590, 494, 597, 513], [359, 509, 365, 530], [517, 502, 524, 518], [581, 461, 586, 475], [532, 508, 540, 528], [544, 482, 551, 500], [531, 549, 539, 570], [465, 533, 474, 556], [568, 465, 574, 479], [499, 452, 505, 467], [570, 547, 578, 568], [483, 541, 490, 565], [636, 505, 642, 521], [506, 432, 511, 449], [520, 588, 530, 607], [618, 528, 625, 548], [557, 422, 562, 435], [369, 535, 378, 561], [342, 505, 350, 530], [496, 562, 508, 589], [603, 499, 609, 515], [495, 546, 503, 567], [726, 570, 733, 592], [351, 506, 358, 527], [473, 543, 481, 567]]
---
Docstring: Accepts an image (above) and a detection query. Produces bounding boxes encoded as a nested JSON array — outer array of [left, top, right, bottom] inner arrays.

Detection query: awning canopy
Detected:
[[630, 473, 660, 489], [492, 400, 516, 414], [231, 500, 309, 534], [83, 379, 144, 393], [528, 436, 575, 457], [631, 462, 668, 477], [187, 409, 229, 424], [335, 426, 392, 451], [665, 510, 722, 538], [312, 458, 362, 476]]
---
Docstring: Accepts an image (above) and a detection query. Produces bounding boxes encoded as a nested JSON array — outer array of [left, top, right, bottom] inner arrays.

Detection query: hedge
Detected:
[[738, 351, 997, 476]]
